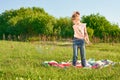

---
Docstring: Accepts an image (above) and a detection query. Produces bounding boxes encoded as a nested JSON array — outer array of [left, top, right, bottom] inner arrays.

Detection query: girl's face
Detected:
[[72, 14, 80, 24], [72, 19, 80, 25]]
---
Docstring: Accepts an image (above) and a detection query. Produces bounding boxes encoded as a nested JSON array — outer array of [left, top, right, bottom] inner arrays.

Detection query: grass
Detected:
[[0, 40, 120, 80]]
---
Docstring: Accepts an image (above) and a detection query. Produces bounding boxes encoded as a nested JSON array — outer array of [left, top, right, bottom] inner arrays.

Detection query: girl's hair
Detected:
[[74, 11, 80, 15], [71, 11, 80, 21]]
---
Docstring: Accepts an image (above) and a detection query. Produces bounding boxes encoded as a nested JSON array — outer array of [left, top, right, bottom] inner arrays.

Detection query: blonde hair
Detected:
[[71, 11, 80, 21]]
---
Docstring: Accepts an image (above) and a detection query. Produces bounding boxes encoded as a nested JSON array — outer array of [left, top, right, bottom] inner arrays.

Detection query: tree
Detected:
[[0, 7, 56, 40], [53, 17, 73, 38], [81, 13, 120, 42]]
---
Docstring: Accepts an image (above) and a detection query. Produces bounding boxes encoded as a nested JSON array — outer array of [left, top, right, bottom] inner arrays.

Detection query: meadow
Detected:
[[0, 40, 120, 80]]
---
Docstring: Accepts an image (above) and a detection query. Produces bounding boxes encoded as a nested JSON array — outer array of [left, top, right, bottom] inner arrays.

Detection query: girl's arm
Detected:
[[84, 25, 90, 44]]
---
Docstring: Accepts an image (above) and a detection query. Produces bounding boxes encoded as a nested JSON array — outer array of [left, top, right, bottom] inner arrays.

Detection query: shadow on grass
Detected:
[[0, 71, 4, 77]]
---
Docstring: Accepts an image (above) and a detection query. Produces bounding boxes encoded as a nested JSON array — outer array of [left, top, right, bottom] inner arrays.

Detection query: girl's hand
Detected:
[[85, 39, 92, 45], [87, 41, 92, 45]]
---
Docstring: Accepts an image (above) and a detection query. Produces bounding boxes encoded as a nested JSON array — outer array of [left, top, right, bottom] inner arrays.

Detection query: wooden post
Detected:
[[3, 34, 5, 40]]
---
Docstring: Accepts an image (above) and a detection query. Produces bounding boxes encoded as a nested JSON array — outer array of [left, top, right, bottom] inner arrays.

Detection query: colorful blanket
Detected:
[[43, 59, 116, 69]]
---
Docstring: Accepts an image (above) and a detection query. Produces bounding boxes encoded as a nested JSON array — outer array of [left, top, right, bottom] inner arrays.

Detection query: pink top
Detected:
[[73, 23, 88, 39]]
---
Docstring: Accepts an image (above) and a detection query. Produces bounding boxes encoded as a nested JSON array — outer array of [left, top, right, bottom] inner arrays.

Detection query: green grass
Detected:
[[0, 41, 120, 80]]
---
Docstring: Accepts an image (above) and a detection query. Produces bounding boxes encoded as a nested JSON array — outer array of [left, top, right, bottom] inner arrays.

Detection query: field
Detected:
[[0, 40, 120, 80]]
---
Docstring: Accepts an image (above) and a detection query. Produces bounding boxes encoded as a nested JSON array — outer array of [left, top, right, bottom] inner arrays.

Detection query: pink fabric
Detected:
[[48, 61, 71, 68], [73, 23, 88, 39], [43, 59, 115, 69]]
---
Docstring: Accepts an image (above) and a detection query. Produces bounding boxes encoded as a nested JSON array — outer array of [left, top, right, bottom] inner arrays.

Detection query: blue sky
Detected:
[[0, 0, 120, 26]]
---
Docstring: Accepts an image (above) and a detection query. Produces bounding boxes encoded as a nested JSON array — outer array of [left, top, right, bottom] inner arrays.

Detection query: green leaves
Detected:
[[0, 7, 120, 42], [81, 13, 120, 42], [53, 17, 73, 38], [0, 7, 56, 40]]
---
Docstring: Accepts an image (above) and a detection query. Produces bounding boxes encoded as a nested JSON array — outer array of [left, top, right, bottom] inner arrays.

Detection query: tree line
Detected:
[[0, 7, 120, 42]]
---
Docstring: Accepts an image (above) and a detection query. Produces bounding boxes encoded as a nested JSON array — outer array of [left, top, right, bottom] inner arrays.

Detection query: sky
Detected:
[[0, 0, 120, 26]]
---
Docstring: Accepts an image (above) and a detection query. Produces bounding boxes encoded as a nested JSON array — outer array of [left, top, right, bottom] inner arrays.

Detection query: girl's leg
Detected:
[[72, 43, 78, 66], [79, 40, 86, 67]]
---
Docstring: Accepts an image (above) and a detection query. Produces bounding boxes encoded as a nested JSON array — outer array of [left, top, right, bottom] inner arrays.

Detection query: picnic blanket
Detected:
[[43, 59, 116, 69]]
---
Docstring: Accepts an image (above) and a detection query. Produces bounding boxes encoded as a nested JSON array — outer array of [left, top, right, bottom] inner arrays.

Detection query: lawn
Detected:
[[0, 41, 120, 80]]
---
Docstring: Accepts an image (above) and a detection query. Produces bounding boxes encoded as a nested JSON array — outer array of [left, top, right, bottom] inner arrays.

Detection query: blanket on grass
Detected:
[[43, 59, 116, 69]]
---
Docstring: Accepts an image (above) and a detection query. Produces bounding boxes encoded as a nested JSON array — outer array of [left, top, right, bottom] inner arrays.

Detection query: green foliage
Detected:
[[87, 27, 94, 40], [81, 13, 120, 42], [53, 17, 73, 38], [0, 7, 56, 40], [0, 7, 120, 42]]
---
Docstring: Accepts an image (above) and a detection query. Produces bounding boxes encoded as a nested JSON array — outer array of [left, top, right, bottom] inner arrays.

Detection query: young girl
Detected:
[[71, 11, 90, 67]]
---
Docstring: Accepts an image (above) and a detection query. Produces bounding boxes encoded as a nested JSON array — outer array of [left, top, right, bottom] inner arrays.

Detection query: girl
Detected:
[[72, 11, 90, 67]]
